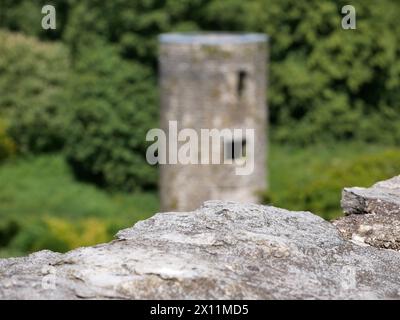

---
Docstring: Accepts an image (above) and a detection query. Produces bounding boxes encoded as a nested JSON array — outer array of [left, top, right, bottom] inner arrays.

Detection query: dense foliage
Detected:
[[0, 119, 15, 161], [3, 0, 400, 140], [0, 31, 69, 154], [65, 43, 157, 191]]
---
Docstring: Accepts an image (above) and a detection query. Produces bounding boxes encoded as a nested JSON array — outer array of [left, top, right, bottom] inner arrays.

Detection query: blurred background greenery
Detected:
[[0, 0, 400, 257]]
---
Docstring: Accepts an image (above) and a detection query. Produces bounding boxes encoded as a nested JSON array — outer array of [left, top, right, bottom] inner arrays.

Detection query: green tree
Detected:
[[3, 0, 400, 145], [65, 41, 158, 191], [0, 31, 70, 153], [204, 0, 400, 144]]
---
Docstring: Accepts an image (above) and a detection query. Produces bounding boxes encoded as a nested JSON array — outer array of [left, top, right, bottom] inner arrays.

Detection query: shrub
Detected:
[[9, 217, 112, 254], [0, 220, 19, 247], [44, 217, 110, 249], [65, 43, 158, 191], [204, 0, 400, 145], [10, 219, 70, 253], [0, 31, 70, 154]]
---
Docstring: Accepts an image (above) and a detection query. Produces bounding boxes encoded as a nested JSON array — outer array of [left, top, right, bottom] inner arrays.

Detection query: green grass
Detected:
[[268, 142, 400, 220], [0, 154, 158, 257], [269, 143, 388, 196], [0, 155, 158, 222]]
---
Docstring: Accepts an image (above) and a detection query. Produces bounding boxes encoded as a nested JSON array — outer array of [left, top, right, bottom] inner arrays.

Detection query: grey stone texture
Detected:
[[334, 175, 400, 250], [159, 33, 268, 211], [1, 199, 400, 300]]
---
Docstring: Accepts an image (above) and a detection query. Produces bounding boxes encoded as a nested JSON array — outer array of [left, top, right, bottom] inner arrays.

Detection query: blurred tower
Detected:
[[159, 33, 268, 211]]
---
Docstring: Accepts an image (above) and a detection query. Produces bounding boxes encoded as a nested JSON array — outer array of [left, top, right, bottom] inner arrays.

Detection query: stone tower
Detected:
[[159, 33, 268, 211]]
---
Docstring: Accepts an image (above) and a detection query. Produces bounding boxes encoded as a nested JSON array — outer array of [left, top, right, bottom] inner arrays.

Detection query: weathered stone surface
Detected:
[[1, 200, 400, 299], [334, 176, 400, 250]]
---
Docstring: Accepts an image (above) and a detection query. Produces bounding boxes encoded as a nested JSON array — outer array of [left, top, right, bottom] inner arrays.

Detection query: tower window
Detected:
[[225, 138, 246, 160], [237, 70, 247, 97]]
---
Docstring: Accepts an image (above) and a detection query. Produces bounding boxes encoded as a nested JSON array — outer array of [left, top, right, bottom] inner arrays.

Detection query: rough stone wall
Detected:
[[159, 33, 268, 211], [334, 175, 400, 250], [2, 175, 400, 299]]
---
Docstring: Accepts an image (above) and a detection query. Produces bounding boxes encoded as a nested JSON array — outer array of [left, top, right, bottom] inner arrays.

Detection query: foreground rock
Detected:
[[334, 176, 400, 250], [1, 200, 400, 299]]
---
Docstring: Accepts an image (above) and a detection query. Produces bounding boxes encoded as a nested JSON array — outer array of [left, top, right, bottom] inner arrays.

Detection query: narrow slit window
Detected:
[[237, 70, 247, 97], [225, 139, 246, 160]]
